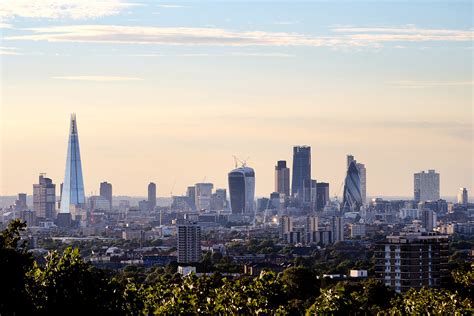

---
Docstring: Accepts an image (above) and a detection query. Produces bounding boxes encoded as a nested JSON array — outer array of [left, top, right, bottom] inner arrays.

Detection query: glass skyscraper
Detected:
[[291, 146, 311, 199], [60, 114, 85, 213], [342, 161, 362, 212], [228, 166, 255, 215]]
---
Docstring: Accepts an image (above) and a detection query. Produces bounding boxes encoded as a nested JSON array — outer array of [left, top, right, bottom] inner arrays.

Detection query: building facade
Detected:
[[342, 160, 363, 212], [177, 223, 202, 264], [316, 182, 329, 211], [33, 174, 56, 219], [99, 181, 113, 209], [291, 146, 311, 199], [275, 160, 290, 197], [195, 183, 214, 211], [148, 182, 157, 211], [375, 232, 449, 293], [457, 187, 468, 205], [414, 170, 440, 202], [228, 166, 255, 215], [60, 114, 86, 213], [302, 179, 317, 211]]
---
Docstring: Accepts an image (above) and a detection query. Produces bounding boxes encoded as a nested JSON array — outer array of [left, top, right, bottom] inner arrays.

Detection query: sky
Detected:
[[0, 0, 473, 199]]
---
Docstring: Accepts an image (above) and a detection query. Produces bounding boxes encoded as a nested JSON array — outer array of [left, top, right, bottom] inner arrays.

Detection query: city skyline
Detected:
[[1, 1, 472, 197]]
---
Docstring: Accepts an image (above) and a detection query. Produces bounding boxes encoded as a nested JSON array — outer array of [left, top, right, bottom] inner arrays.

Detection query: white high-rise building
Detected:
[[195, 183, 213, 211], [414, 170, 440, 202], [457, 188, 468, 205]]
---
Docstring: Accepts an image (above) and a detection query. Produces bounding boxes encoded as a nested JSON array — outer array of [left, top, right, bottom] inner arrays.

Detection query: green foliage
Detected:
[[389, 287, 473, 315], [0, 220, 35, 315], [0, 223, 473, 315], [28, 247, 127, 315]]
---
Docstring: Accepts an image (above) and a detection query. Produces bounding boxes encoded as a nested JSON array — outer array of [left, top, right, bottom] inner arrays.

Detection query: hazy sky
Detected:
[[1, 1, 473, 198]]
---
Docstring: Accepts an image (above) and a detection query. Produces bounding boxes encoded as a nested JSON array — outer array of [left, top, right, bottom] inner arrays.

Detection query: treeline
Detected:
[[1, 220, 472, 315]]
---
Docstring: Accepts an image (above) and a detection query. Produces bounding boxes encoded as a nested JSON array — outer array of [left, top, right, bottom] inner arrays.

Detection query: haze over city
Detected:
[[1, 1, 472, 198]]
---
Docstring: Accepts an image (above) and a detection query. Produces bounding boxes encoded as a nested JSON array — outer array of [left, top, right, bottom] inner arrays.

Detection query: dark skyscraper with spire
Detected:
[[60, 114, 85, 213], [291, 146, 311, 199]]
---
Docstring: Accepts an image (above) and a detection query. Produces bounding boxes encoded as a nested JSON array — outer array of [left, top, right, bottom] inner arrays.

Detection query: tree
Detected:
[[390, 287, 473, 315], [0, 219, 35, 315], [28, 247, 128, 315]]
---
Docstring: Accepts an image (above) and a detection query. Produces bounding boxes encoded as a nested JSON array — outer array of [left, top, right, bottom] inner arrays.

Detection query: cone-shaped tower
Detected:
[[60, 114, 85, 213]]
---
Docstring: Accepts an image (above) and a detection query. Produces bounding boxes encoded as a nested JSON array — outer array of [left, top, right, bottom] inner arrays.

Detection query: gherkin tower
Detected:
[[60, 114, 85, 213], [342, 160, 362, 212]]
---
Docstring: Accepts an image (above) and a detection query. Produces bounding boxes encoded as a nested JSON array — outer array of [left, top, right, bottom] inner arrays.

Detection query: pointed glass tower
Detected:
[[60, 113, 85, 213]]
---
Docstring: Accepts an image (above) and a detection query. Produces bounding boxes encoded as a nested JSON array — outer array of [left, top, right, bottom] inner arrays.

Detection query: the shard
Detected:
[[342, 160, 362, 212], [60, 114, 85, 213]]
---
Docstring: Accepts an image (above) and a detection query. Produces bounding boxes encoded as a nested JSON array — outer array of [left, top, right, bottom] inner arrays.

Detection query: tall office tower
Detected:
[[280, 215, 293, 241], [211, 188, 227, 210], [316, 182, 329, 211], [195, 183, 214, 211], [275, 160, 290, 197], [331, 216, 344, 243], [186, 186, 196, 210], [291, 146, 311, 199], [177, 223, 201, 264], [302, 179, 317, 211], [306, 215, 319, 243], [33, 174, 56, 219], [414, 170, 440, 202], [357, 163, 367, 204], [346, 154, 355, 167], [15, 193, 28, 211], [421, 209, 437, 231], [60, 114, 85, 213], [457, 187, 468, 205], [342, 161, 363, 212], [228, 166, 256, 215], [375, 232, 448, 293], [148, 182, 157, 211], [99, 181, 113, 209]]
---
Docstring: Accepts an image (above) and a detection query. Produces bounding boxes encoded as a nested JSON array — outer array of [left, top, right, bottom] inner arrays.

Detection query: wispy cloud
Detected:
[[157, 4, 185, 9], [52, 75, 143, 81], [332, 26, 473, 42], [0, 46, 20, 55], [5, 24, 472, 48], [274, 21, 299, 25], [0, 0, 137, 20], [388, 80, 474, 89], [0, 22, 12, 29], [126, 52, 294, 58]]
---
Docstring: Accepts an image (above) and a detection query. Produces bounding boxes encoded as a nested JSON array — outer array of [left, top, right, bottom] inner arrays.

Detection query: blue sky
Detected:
[[1, 1, 472, 198]]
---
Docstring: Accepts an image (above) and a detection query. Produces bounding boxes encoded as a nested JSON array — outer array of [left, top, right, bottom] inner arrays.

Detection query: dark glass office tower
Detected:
[[100, 181, 113, 209], [148, 182, 157, 211], [228, 166, 255, 215], [342, 161, 362, 212], [291, 146, 311, 199], [60, 114, 85, 213], [275, 160, 290, 197], [316, 182, 329, 211]]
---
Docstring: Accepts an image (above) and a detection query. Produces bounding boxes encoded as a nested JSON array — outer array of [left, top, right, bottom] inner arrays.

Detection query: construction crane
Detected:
[[232, 155, 250, 168]]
